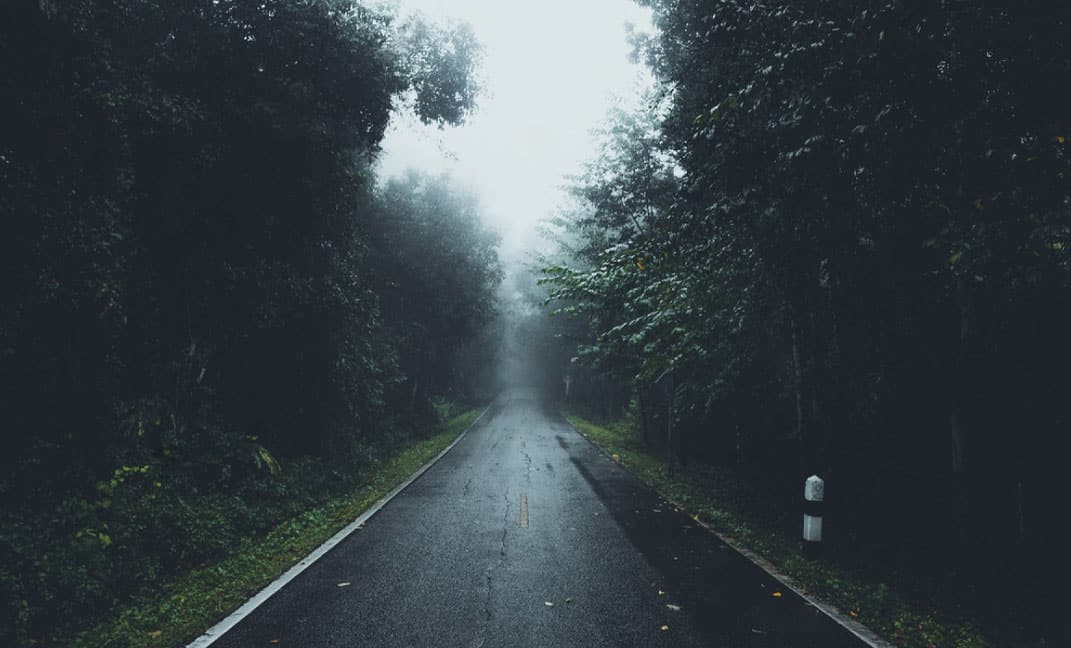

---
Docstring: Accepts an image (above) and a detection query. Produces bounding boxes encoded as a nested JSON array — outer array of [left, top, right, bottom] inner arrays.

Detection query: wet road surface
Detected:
[[209, 389, 869, 647]]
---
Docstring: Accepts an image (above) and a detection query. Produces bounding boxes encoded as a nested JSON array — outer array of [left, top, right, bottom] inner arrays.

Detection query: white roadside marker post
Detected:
[[803, 474, 824, 558]]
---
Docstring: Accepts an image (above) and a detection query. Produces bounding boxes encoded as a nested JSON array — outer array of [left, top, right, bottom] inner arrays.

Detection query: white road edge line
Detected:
[[562, 416, 894, 648], [186, 406, 490, 648], [709, 541, 895, 648]]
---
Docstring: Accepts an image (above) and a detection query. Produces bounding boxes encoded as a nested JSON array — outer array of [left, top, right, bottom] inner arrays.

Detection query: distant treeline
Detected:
[[0, 1, 499, 644], [541, 2, 1070, 644]]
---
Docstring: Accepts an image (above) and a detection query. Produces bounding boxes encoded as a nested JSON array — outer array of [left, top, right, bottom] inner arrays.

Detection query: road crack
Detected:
[[522, 439, 532, 485], [472, 490, 510, 648]]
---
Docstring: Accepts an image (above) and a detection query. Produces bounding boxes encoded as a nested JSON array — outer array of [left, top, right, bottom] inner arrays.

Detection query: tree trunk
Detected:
[[665, 388, 677, 470], [638, 388, 653, 447], [948, 277, 971, 556], [951, 277, 969, 476], [791, 314, 805, 440]]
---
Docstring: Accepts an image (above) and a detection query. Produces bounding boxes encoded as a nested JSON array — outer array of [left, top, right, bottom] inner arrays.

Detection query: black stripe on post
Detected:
[[802, 475, 825, 559]]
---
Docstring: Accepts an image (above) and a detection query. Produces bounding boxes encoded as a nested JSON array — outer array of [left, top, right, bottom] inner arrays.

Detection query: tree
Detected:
[[367, 171, 503, 410], [547, 2, 1071, 641], [0, 2, 490, 642]]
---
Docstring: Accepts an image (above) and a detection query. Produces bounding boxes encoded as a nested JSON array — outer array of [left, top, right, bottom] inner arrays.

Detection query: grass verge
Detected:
[[78, 407, 485, 648], [566, 412, 990, 648]]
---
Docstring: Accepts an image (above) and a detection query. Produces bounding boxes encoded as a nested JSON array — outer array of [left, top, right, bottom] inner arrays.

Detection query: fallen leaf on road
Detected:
[[660, 625, 670, 631], [666, 604, 681, 612], [337, 582, 351, 587]]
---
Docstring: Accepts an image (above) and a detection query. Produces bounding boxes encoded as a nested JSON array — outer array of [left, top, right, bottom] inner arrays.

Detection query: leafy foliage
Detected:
[[368, 171, 503, 409], [543, 2, 1071, 644], [0, 1, 498, 644]]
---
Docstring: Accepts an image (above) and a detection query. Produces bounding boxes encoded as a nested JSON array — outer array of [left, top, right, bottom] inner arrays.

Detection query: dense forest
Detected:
[[539, 1, 1070, 645], [5, 0, 1071, 646], [1, 1, 499, 644]]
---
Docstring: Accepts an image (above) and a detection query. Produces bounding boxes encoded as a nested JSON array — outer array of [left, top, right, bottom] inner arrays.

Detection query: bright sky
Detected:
[[378, 0, 654, 264]]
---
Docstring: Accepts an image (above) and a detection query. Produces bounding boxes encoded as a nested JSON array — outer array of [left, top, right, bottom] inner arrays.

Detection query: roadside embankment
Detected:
[[566, 411, 991, 648], [10, 407, 484, 648]]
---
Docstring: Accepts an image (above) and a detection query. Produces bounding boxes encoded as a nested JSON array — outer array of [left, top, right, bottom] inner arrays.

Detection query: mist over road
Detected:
[[208, 389, 865, 647]]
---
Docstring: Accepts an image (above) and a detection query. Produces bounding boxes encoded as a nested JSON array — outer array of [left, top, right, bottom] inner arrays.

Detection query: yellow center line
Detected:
[[520, 494, 529, 528]]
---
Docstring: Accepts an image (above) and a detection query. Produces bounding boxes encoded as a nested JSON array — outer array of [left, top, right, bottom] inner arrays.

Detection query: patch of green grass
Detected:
[[443, 407, 484, 438], [78, 407, 485, 648], [566, 412, 990, 648]]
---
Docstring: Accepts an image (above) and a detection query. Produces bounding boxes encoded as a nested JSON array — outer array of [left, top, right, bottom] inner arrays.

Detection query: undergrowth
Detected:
[[2, 407, 484, 648]]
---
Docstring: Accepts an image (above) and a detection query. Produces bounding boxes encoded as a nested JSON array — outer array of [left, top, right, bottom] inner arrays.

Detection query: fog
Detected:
[[379, 0, 654, 269], [377, 0, 656, 394]]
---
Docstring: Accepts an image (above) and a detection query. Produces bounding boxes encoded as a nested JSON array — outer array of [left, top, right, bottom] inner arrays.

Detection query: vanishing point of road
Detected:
[[207, 389, 871, 647]]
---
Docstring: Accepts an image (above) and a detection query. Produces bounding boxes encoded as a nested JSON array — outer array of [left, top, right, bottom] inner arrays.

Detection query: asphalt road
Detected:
[[208, 389, 869, 647]]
